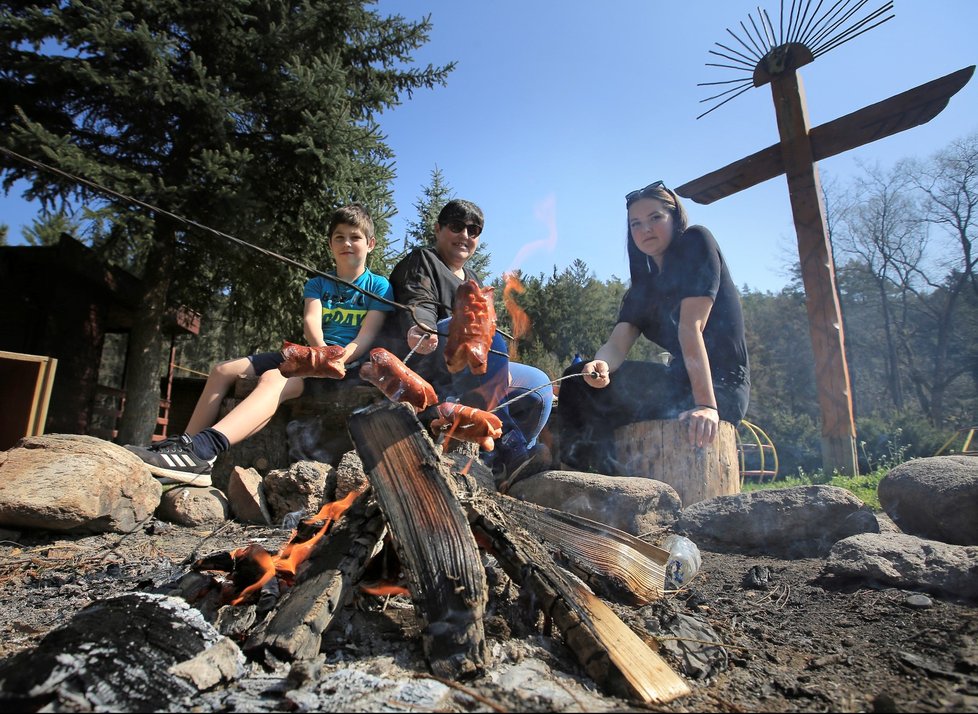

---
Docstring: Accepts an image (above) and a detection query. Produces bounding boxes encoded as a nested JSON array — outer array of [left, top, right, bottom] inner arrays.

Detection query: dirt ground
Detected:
[[1, 515, 976, 713]]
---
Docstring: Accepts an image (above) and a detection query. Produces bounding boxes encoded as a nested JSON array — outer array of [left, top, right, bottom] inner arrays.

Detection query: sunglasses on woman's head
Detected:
[[445, 220, 483, 238], [625, 180, 666, 204]]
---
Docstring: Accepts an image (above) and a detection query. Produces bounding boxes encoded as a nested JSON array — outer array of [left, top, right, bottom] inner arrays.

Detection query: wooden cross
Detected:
[[674, 5, 973, 475]]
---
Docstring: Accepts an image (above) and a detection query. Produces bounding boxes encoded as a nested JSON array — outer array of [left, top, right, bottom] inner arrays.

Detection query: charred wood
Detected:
[[348, 401, 489, 681]]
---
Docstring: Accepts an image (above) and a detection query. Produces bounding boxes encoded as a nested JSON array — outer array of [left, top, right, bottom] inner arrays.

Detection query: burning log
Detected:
[[347, 401, 489, 681], [243, 489, 386, 662]]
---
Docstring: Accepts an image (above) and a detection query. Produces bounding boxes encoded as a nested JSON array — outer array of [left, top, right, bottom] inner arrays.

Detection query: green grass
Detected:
[[742, 467, 887, 510]]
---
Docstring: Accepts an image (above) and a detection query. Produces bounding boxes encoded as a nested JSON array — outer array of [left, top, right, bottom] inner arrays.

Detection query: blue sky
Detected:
[[3, 1, 976, 293]]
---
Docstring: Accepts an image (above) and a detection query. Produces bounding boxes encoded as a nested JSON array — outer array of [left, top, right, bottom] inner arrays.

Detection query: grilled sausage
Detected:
[[278, 341, 347, 379], [444, 280, 496, 375], [430, 401, 503, 451], [359, 347, 438, 411]]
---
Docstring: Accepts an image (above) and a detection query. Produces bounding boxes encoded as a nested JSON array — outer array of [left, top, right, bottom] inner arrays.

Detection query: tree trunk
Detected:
[[117, 222, 175, 445]]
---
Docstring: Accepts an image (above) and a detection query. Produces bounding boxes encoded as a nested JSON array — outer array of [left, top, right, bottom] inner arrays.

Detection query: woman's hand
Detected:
[[679, 405, 719, 447], [407, 324, 438, 355], [582, 359, 611, 388]]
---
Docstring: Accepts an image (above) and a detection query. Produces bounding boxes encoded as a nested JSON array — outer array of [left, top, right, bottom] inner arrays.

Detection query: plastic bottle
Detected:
[[661, 534, 702, 590]]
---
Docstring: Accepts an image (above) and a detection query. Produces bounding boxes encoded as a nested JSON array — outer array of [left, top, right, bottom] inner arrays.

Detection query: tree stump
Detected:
[[614, 419, 739, 507]]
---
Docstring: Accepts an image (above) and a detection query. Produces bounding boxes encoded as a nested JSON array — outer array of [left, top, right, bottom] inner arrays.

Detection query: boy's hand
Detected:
[[407, 324, 438, 355]]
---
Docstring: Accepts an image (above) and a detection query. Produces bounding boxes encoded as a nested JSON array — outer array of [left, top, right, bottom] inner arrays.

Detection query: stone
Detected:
[[226, 466, 271, 525], [674, 485, 879, 558], [263, 460, 334, 524], [824, 532, 978, 600], [0, 433, 161, 533], [877, 455, 978, 545], [334, 451, 369, 501], [157, 487, 229, 526], [507, 469, 682, 536]]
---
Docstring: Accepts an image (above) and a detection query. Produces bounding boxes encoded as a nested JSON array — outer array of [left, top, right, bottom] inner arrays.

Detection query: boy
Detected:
[[126, 204, 394, 486]]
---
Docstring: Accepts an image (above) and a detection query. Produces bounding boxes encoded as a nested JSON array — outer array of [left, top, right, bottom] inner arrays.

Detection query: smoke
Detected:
[[504, 193, 558, 274]]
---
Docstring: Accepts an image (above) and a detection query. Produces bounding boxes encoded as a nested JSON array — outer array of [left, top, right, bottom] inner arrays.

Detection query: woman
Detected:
[[557, 181, 749, 474]]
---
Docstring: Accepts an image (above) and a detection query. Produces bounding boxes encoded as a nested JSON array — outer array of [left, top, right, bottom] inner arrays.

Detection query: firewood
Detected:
[[243, 490, 386, 662], [458, 479, 690, 704], [347, 401, 488, 681], [496, 497, 669, 606]]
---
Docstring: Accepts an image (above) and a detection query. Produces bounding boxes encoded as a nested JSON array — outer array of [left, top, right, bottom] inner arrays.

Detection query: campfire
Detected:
[[175, 400, 688, 704]]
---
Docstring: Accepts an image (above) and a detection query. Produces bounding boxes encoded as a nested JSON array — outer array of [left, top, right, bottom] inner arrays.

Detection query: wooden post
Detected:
[[613, 420, 739, 507], [770, 72, 858, 477]]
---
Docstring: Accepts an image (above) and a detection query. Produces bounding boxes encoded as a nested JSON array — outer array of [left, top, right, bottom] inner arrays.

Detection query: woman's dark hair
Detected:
[[625, 183, 688, 282], [437, 198, 484, 229]]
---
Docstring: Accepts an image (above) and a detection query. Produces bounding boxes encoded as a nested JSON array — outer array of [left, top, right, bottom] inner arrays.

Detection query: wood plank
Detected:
[[676, 65, 974, 205], [347, 401, 488, 680], [458, 475, 690, 704], [497, 496, 669, 605]]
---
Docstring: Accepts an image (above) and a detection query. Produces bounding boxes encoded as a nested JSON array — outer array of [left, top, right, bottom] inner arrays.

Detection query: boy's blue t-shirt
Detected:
[[302, 269, 394, 346]]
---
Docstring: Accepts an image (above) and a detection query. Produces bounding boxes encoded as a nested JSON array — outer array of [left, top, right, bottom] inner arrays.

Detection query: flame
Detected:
[[502, 272, 531, 362], [220, 486, 366, 605], [360, 582, 411, 597], [229, 544, 277, 606]]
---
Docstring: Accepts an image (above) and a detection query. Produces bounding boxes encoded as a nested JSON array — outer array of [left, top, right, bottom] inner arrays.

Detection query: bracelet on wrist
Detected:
[[695, 404, 718, 411]]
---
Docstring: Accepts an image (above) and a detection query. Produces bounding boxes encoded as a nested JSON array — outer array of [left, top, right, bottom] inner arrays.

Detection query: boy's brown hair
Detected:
[[328, 203, 374, 239]]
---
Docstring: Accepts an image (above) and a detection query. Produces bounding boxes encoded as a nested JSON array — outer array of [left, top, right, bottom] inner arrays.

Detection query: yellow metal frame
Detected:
[[934, 426, 978, 456], [736, 420, 779, 484]]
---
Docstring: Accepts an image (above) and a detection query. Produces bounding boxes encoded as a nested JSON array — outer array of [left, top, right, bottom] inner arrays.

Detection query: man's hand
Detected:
[[407, 324, 438, 354]]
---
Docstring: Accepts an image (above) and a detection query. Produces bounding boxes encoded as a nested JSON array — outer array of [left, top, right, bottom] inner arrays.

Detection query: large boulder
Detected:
[[878, 456, 978, 545], [675, 485, 879, 558], [0, 434, 161, 533], [507, 469, 682, 536], [824, 532, 978, 601]]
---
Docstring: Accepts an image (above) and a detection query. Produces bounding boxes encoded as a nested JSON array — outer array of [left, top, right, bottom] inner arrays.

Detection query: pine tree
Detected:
[[1, 1, 453, 441]]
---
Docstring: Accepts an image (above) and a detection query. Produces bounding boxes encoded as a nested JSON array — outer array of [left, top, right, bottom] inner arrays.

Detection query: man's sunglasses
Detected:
[[625, 180, 666, 204], [445, 220, 483, 238]]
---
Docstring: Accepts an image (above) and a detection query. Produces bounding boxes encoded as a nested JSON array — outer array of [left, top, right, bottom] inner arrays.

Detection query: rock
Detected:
[[263, 460, 334, 524], [675, 485, 879, 558], [334, 451, 369, 500], [0, 434, 161, 533], [877, 456, 978, 545], [824, 532, 978, 600], [0, 592, 243, 711], [226, 466, 271, 525], [157, 487, 229, 526], [905, 593, 933, 609], [507, 469, 681, 536]]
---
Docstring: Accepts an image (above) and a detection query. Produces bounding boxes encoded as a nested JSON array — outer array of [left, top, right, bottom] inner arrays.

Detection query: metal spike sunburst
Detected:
[[697, 0, 894, 119], [675, 1, 973, 475]]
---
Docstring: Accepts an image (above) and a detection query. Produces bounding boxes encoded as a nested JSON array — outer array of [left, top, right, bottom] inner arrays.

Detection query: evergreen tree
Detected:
[[1, 1, 453, 442], [22, 210, 81, 246]]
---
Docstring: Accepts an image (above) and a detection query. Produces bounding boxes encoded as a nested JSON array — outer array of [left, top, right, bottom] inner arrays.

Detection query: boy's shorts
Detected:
[[246, 351, 285, 375]]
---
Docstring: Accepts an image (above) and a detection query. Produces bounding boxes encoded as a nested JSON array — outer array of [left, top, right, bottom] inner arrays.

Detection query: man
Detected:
[[384, 199, 553, 485]]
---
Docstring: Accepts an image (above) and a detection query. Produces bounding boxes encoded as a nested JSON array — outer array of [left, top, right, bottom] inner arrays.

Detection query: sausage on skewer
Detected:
[[359, 347, 438, 412], [278, 341, 347, 379], [430, 401, 503, 451], [444, 280, 496, 375]]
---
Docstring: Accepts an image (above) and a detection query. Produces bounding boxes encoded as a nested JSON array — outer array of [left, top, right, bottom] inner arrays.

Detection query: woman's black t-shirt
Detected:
[[617, 225, 749, 392]]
